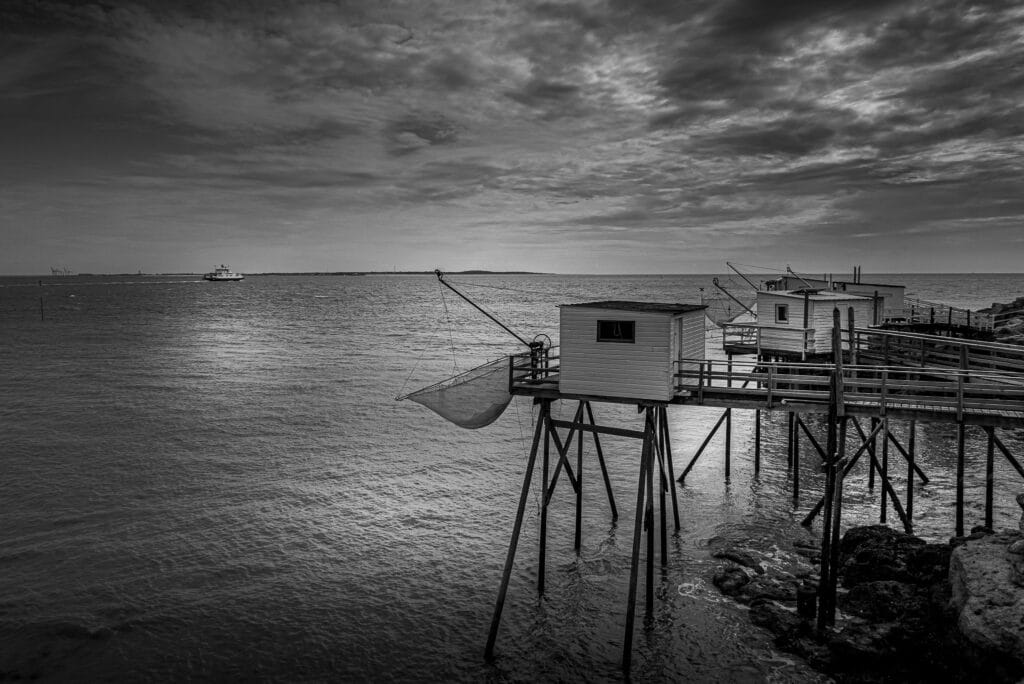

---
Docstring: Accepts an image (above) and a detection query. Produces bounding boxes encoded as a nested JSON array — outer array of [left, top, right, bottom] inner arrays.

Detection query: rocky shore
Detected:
[[712, 517, 1024, 682]]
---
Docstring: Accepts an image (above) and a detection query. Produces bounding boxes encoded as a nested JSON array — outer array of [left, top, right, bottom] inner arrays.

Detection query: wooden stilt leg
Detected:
[[754, 409, 761, 475], [575, 402, 584, 553], [622, 425, 652, 673], [793, 413, 800, 500], [985, 426, 995, 530], [660, 407, 680, 532], [485, 402, 546, 660], [956, 421, 966, 537], [906, 421, 915, 532], [539, 409, 550, 593], [656, 412, 667, 567], [868, 417, 878, 490], [586, 402, 618, 520], [645, 408, 655, 614], [724, 408, 732, 480], [788, 412, 795, 468], [880, 418, 889, 523]]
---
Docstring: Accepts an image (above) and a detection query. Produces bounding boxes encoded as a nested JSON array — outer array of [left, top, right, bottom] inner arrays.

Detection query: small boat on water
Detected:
[[203, 265, 244, 281]]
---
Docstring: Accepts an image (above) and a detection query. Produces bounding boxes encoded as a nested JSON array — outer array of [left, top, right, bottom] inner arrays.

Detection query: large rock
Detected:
[[838, 525, 926, 587], [948, 531, 1024, 677]]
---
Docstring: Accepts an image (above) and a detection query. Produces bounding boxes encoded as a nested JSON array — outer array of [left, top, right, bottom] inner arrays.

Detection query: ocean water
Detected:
[[1, 272, 1022, 682]]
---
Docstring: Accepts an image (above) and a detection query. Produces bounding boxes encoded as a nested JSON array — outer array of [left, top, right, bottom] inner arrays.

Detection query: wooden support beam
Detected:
[[622, 420, 653, 673], [796, 415, 828, 461], [985, 426, 995, 530], [678, 409, 728, 483], [992, 431, 1024, 481], [907, 421, 916, 532], [539, 408, 551, 593], [584, 402, 619, 521], [754, 409, 762, 475], [659, 406, 681, 532], [645, 408, 656, 614], [725, 408, 732, 480], [802, 417, 884, 526], [881, 417, 889, 524], [485, 401, 546, 660], [575, 403, 584, 553], [550, 419, 645, 441], [956, 422, 966, 537]]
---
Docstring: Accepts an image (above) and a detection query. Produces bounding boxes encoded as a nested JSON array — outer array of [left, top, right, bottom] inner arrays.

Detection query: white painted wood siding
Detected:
[[757, 292, 807, 327], [809, 299, 874, 351], [559, 307, 674, 401], [676, 310, 705, 387]]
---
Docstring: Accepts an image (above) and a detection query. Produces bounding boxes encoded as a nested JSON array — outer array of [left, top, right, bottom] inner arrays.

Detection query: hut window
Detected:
[[775, 304, 789, 323], [597, 320, 635, 343]]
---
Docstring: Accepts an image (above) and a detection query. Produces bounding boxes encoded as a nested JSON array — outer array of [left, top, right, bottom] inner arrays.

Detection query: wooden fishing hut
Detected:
[[723, 289, 875, 359], [559, 301, 707, 400], [766, 273, 904, 320]]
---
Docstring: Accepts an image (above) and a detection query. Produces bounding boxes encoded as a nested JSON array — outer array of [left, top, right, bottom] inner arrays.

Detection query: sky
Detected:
[[2, 0, 1024, 275]]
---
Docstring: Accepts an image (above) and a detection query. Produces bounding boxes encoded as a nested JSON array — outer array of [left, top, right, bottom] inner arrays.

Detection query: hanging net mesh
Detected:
[[702, 296, 757, 327], [398, 357, 512, 429]]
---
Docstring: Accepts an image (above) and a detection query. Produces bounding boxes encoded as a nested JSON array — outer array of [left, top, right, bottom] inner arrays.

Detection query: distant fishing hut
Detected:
[[766, 271, 904, 320], [559, 301, 706, 401], [723, 289, 876, 359]]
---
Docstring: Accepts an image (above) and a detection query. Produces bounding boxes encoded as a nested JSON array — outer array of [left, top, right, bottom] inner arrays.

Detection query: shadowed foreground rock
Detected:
[[711, 525, 1024, 682]]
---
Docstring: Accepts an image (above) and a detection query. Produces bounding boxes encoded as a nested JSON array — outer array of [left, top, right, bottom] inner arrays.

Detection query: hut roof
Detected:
[[767, 290, 873, 302], [561, 301, 707, 314]]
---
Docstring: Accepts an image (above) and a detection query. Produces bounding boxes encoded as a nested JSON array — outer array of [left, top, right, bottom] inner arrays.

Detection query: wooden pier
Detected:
[[487, 309, 1024, 672]]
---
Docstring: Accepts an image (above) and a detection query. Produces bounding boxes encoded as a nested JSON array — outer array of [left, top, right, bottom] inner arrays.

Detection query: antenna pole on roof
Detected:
[[434, 269, 536, 348], [726, 262, 759, 291], [785, 265, 815, 291]]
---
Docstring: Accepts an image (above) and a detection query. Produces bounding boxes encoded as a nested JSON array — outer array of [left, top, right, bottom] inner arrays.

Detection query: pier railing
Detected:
[[849, 328, 1024, 377], [508, 347, 560, 391], [721, 324, 817, 358], [673, 357, 1024, 423], [883, 296, 994, 331]]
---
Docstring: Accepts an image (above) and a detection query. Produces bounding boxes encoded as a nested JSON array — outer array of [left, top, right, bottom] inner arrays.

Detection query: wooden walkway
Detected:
[[508, 353, 1024, 428]]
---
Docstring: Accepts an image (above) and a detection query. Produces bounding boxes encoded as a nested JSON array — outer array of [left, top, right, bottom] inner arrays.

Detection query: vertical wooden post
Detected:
[[754, 409, 761, 475], [657, 410, 668, 567], [793, 413, 800, 499], [788, 412, 795, 467], [985, 426, 995, 530], [538, 407, 551, 593], [586, 402, 618, 520], [725, 408, 732, 480], [485, 401, 546, 660], [575, 403, 584, 553], [826, 449, 847, 627], [645, 408, 655, 614], [622, 420, 652, 673], [880, 419, 890, 523], [868, 417, 878, 490], [906, 421, 916, 531], [817, 458, 836, 634], [956, 422, 966, 537], [660, 407, 680, 532]]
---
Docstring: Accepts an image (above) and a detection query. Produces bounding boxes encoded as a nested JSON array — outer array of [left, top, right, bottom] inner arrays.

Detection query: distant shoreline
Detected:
[[17, 270, 548, 277]]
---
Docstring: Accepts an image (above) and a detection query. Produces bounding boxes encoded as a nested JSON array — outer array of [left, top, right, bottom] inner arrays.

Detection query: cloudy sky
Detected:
[[2, 0, 1023, 275]]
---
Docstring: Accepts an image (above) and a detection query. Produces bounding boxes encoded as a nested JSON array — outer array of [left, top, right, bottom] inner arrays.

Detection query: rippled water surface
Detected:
[[1, 272, 1022, 682]]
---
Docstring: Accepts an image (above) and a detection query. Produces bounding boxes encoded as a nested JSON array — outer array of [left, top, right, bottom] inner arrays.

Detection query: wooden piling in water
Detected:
[[956, 421, 966, 537], [485, 400, 547, 660]]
